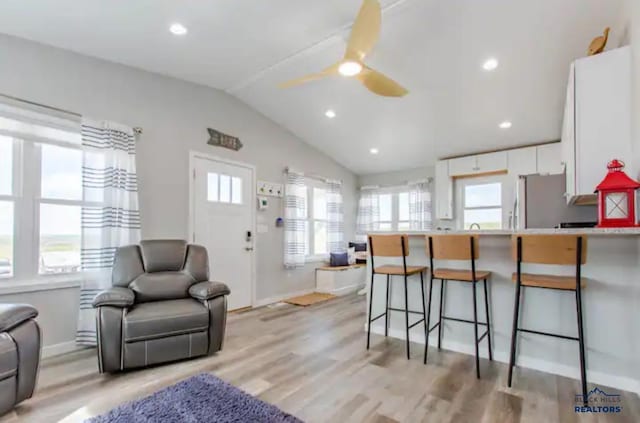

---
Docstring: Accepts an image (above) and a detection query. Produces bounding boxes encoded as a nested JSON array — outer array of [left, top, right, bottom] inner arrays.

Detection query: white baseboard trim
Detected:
[[253, 288, 316, 308], [367, 324, 640, 395], [42, 341, 82, 359]]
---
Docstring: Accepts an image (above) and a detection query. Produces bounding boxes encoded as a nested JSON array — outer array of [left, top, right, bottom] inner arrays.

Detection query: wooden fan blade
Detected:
[[357, 67, 408, 97], [345, 0, 381, 62], [278, 64, 340, 88]]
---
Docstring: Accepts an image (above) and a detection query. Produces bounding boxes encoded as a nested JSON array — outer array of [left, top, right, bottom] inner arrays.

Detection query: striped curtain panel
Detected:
[[284, 170, 306, 268], [355, 189, 380, 242], [326, 180, 345, 253], [76, 119, 141, 346], [409, 182, 433, 231]]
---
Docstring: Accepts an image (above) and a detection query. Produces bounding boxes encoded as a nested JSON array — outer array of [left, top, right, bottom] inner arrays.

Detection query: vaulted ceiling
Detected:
[[0, 0, 627, 174]]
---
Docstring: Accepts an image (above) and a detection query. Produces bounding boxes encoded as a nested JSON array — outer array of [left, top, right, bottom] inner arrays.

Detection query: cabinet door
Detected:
[[434, 160, 453, 220], [575, 47, 632, 195], [536, 143, 563, 175], [476, 151, 508, 173], [561, 64, 576, 202], [448, 156, 476, 176], [507, 147, 537, 176]]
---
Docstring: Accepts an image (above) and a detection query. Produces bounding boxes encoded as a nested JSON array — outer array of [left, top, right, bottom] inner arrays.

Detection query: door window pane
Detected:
[[219, 174, 231, 203], [41, 144, 82, 200], [314, 221, 327, 255], [0, 201, 13, 278], [463, 208, 502, 230], [398, 192, 410, 221], [207, 173, 219, 202], [379, 194, 392, 221], [39, 204, 81, 274], [0, 137, 12, 196], [465, 183, 501, 207], [231, 177, 242, 205], [313, 188, 327, 220]]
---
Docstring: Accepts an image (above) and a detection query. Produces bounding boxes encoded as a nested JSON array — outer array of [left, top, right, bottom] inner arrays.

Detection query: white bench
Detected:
[[315, 264, 366, 296]]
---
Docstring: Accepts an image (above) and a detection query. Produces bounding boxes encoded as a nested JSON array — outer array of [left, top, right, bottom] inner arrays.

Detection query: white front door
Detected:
[[191, 154, 254, 310]]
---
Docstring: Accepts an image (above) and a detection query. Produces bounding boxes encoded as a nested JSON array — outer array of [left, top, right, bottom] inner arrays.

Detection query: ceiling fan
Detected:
[[279, 0, 408, 97]]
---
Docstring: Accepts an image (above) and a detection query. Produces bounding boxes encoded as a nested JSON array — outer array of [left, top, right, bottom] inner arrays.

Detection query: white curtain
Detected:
[[76, 119, 141, 346], [326, 180, 345, 253], [409, 182, 433, 230], [284, 170, 307, 268], [356, 188, 380, 242]]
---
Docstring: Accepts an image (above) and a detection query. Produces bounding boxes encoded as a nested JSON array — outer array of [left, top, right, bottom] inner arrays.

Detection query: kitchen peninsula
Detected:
[[365, 229, 640, 394]]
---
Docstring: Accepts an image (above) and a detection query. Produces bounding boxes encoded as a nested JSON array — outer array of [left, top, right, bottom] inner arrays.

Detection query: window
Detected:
[[462, 182, 503, 229], [0, 101, 89, 282], [207, 172, 243, 205], [303, 185, 328, 257], [378, 193, 393, 231], [372, 190, 414, 232]]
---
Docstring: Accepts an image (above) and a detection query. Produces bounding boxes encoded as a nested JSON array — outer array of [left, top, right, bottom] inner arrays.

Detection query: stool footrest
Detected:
[[442, 316, 488, 326], [388, 307, 424, 315], [408, 318, 425, 329], [476, 330, 489, 344], [428, 322, 440, 333], [370, 312, 387, 323], [518, 327, 579, 341]]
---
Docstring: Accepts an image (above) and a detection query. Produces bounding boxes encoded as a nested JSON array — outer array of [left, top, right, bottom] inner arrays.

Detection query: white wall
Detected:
[[0, 34, 357, 348]]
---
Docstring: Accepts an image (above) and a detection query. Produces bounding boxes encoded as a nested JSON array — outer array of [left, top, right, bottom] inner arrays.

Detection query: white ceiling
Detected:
[[0, 0, 627, 174]]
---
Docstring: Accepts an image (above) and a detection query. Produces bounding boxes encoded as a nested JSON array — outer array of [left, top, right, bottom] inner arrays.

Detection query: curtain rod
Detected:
[[360, 177, 432, 190], [0, 93, 143, 135], [284, 167, 342, 184]]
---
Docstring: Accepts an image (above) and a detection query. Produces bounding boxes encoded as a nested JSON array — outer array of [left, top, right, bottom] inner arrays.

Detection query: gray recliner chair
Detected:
[[0, 304, 41, 415], [92, 240, 230, 373]]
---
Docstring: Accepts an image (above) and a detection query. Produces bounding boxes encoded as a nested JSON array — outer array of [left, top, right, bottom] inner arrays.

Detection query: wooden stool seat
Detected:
[[434, 268, 491, 282], [375, 265, 427, 276], [511, 272, 585, 290]]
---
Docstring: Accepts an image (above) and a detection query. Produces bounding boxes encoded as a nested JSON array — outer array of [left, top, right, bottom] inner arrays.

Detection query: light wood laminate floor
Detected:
[[2, 294, 639, 422]]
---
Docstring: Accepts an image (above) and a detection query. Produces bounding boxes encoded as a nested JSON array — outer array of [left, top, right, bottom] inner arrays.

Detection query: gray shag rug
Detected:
[[85, 373, 303, 423]]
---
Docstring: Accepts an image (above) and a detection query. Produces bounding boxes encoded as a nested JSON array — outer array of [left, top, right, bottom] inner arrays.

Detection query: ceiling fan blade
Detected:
[[278, 63, 340, 89], [344, 0, 381, 62], [357, 67, 408, 97]]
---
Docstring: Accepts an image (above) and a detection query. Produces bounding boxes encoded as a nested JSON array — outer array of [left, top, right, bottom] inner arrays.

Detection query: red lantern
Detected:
[[595, 159, 640, 228]]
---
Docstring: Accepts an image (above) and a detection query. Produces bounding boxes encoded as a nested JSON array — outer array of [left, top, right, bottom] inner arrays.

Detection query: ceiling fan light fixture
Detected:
[[338, 61, 363, 77]]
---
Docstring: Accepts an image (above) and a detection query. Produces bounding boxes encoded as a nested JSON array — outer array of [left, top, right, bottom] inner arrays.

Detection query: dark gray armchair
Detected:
[[0, 304, 41, 415], [92, 240, 230, 373]]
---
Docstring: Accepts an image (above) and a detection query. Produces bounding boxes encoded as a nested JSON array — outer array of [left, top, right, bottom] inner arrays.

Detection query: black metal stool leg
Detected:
[[483, 278, 493, 361], [404, 274, 410, 359], [472, 279, 480, 379], [507, 280, 523, 387], [424, 274, 434, 364], [366, 271, 375, 350], [576, 283, 588, 406], [385, 274, 390, 337], [420, 271, 427, 357], [438, 279, 446, 349]]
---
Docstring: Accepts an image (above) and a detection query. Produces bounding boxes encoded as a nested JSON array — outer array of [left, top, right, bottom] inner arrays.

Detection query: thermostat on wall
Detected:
[[257, 196, 268, 210]]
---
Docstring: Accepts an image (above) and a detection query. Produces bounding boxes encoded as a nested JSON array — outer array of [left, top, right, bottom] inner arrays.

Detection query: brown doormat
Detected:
[[284, 292, 337, 307]]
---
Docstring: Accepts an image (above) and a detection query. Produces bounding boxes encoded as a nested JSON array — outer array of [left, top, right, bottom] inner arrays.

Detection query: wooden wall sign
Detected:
[[207, 128, 243, 151]]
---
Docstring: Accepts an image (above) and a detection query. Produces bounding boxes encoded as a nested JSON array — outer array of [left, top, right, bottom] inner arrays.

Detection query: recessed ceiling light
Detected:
[[499, 121, 512, 129], [325, 109, 336, 118], [483, 58, 499, 71], [169, 23, 188, 35], [370, 148, 379, 155], [338, 61, 363, 77]]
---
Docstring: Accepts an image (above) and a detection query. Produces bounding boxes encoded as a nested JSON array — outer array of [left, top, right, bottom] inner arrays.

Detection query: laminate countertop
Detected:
[[369, 227, 640, 236]]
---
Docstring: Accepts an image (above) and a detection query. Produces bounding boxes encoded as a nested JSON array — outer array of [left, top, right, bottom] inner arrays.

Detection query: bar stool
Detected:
[[424, 235, 493, 379], [508, 235, 588, 405], [366, 234, 428, 359]]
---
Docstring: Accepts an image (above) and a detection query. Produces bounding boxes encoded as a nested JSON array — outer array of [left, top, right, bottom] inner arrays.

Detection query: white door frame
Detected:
[[188, 150, 257, 308]]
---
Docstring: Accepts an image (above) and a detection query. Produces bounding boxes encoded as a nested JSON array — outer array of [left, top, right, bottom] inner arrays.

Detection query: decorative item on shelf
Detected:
[[257, 180, 283, 198], [275, 217, 284, 228], [595, 159, 640, 228], [588, 27, 609, 56], [207, 128, 243, 151]]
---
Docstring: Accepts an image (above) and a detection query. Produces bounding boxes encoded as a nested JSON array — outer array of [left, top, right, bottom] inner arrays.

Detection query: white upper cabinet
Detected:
[[448, 151, 507, 176], [536, 143, 563, 175], [507, 146, 537, 176], [434, 160, 453, 220], [562, 46, 633, 202]]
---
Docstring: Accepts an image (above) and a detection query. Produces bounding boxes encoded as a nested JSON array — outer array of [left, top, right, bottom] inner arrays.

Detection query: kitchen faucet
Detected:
[[469, 223, 481, 230]]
